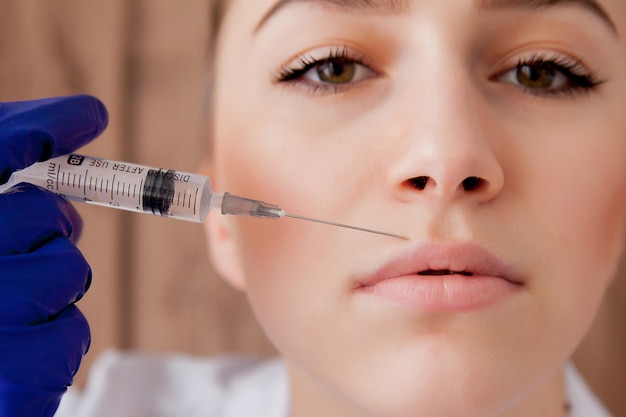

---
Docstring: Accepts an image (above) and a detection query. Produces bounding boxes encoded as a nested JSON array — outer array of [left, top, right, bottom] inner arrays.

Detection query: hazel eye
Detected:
[[500, 62, 569, 91], [514, 64, 565, 89], [275, 48, 379, 93], [313, 59, 357, 84], [494, 55, 602, 97]]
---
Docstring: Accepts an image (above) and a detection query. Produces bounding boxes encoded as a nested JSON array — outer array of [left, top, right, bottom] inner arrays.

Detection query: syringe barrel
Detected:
[[0, 154, 214, 223]]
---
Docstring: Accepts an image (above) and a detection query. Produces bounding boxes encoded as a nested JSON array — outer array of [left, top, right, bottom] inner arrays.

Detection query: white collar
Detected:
[[566, 363, 613, 417]]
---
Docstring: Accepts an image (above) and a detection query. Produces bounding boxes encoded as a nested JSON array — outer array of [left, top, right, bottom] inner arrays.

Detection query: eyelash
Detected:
[[273, 47, 376, 94], [273, 49, 604, 98], [493, 53, 604, 98]]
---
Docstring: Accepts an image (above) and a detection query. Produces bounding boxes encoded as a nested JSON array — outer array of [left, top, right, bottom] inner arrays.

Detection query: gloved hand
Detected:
[[0, 95, 108, 417]]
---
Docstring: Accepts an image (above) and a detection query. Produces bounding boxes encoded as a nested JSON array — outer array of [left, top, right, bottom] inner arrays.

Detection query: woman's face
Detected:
[[206, 1, 626, 416]]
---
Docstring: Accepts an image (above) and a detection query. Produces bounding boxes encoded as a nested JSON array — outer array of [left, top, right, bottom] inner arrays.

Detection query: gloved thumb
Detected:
[[0, 95, 108, 183]]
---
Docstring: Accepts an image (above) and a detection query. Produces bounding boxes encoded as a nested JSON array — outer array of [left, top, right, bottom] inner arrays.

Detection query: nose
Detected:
[[387, 67, 504, 205]]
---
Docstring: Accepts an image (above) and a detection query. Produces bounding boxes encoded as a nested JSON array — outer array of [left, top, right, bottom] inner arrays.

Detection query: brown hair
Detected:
[[203, 0, 229, 144], [209, 0, 229, 55]]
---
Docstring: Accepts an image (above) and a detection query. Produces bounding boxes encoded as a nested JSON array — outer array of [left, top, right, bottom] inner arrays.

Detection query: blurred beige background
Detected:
[[0, 1, 624, 415]]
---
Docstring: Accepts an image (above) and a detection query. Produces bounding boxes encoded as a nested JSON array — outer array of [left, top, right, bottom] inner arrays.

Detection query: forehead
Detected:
[[222, 0, 623, 31]]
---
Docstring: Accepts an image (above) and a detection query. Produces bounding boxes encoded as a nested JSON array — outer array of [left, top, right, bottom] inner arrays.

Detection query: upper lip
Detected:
[[354, 242, 523, 289]]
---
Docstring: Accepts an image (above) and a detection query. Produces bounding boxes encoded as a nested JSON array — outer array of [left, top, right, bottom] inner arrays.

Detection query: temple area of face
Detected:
[[255, 0, 618, 36]]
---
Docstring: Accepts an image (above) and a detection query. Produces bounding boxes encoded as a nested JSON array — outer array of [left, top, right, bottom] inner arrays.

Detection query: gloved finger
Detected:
[[0, 379, 67, 417], [0, 95, 108, 183], [0, 184, 83, 253], [0, 305, 90, 392], [0, 236, 92, 326]]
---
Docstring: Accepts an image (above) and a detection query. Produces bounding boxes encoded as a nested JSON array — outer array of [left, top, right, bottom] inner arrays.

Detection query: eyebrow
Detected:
[[254, 0, 410, 33], [478, 0, 618, 35], [254, 0, 617, 35]]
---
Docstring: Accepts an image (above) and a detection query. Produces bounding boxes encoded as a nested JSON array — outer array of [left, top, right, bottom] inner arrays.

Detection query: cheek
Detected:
[[518, 122, 626, 331], [548, 137, 625, 260], [211, 112, 356, 347]]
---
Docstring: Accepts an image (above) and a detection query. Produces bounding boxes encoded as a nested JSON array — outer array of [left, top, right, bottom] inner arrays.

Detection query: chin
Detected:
[[310, 349, 534, 417]]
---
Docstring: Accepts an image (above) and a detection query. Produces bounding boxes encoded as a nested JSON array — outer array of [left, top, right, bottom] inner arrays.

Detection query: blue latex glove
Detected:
[[0, 95, 108, 417]]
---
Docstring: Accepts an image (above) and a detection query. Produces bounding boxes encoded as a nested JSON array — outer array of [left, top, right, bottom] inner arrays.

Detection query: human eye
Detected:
[[492, 53, 604, 98], [273, 46, 380, 94]]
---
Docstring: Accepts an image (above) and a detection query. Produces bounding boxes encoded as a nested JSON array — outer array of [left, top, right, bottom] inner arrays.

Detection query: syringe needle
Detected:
[[0, 153, 406, 236], [283, 213, 408, 240], [219, 194, 407, 240]]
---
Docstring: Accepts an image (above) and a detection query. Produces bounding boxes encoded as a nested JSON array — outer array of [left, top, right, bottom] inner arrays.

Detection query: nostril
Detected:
[[407, 176, 430, 190], [462, 176, 483, 191]]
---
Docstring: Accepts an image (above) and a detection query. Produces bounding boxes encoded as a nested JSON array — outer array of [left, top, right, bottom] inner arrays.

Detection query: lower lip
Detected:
[[355, 274, 520, 312]]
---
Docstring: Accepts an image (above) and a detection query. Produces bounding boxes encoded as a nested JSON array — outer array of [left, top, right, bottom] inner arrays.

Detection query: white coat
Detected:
[[55, 350, 613, 417]]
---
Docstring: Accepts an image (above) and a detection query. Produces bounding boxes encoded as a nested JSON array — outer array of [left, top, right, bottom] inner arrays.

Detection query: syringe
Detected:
[[0, 154, 407, 240]]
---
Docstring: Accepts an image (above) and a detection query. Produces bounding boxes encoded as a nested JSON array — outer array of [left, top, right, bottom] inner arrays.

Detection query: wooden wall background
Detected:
[[0, 1, 624, 415]]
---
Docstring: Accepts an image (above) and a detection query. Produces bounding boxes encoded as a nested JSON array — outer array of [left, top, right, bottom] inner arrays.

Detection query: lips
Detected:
[[419, 270, 473, 276], [353, 242, 523, 312]]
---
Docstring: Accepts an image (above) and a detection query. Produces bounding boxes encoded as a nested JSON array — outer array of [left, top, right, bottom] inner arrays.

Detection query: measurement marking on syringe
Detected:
[[193, 188, 199, 215], [111, 175, 116, 199], [138, 179, 144, 205], [56, 164, 61, 191], [83, 171, 88, 196]]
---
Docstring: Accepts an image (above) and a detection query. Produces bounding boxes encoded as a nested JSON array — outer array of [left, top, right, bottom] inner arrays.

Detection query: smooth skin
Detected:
[[204, 1, 626, 416]]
